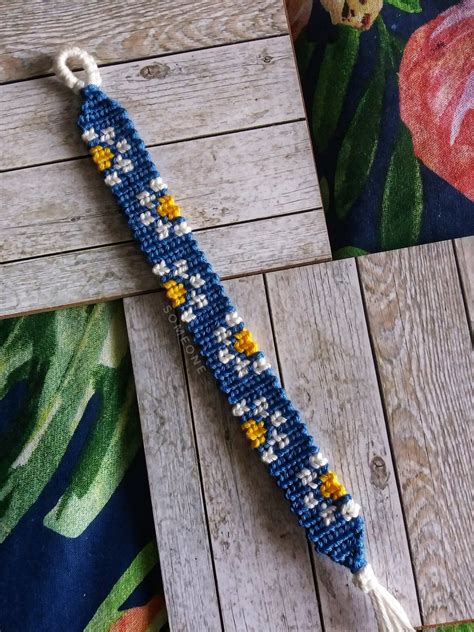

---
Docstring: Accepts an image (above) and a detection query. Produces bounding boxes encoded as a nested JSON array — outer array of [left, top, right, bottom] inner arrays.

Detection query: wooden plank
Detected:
[[124, 291, 222, 630], [0, 37, 303, 170], [0, 0, 287, 82], [358, 242, 473, 624], [184, 275, 322, 631], [454, 236, 474, 336], [266, 261, 421, 631], [0, 122, 321, 262], [0, 210, 330, 318]]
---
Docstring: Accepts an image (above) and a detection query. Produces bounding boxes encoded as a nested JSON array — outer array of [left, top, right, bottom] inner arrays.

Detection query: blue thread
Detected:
[[78, 85, 366, 574]]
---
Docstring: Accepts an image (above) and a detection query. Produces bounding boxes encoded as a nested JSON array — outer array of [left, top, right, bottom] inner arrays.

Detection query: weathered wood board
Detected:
[[183, 276, 322, 631], [266, 261, 421, 630], [0, 122, 321, 262], [124, 291, 222, 631], [0, 210, 329, 318], [359, 242, 474, 624], [0, 37, 303, 170], [1, 0, 472, 628], [0, 33, 329, 320], [124, 247, 472, 630], [0, 0, 287, 82]]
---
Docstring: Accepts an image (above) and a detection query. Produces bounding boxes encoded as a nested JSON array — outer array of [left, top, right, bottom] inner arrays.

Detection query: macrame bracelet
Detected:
[[53, 48, 415, 632]]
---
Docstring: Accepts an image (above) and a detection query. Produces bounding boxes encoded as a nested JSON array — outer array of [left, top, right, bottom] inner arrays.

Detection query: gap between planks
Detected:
[[358, 241, 473, 625], [266, 260, 420, 631], [0, 121, 322, 262], [0, 0, 288, 82], [0, 210, 330, 319], [0, 36, 303, 171], [124, 259, 423, 631], [124, 290, 223, 630]]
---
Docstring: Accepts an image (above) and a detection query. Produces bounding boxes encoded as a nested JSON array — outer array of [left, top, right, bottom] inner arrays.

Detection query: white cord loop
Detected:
[[53, 47, 102, 94], [353, 565, 416, 632]]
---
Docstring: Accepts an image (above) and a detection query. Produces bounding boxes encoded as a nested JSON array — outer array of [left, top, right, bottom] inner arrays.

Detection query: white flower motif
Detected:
[[137, 191, 156, 209], [104, 172, 121, 187], [152, 261, 170, 277], [304, 492, 318, 509], [181, 308, 195, 323], [253, 356, 271, 375], [232, 399, 250, 417], [214, 327, 231, 344], [155, 220, 169, 240], [115, 155, 134, 173], [190, 274, 204, 288], [82, 128, 98, 143], [267, 429, 289, 450], [140, 211, 156, 227], [225, 311, 242, 327], [116, 139, 131, 153], [218, 348, 235, 365], [150, 177, 167, 192], [270, 411, 286, 428], [320, 503, 336, 526], [100, 127, 115, 145], [254, 397, 268, 417], [261, 447, 278, 464], [340, 499, 361, 522], [174, 221, 191, 237], [189, 291, 208, 309], [297, 468, 318, 489], [235, 357, 250, 378], [309, 452, 328, 469], [173, 259, 188, 278]]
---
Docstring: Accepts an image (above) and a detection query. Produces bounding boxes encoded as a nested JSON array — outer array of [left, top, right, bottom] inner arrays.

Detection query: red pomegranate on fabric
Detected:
[[399, 1, 474, 201]]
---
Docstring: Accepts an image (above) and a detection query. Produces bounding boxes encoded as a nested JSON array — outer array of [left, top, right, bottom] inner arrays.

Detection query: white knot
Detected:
[[353, 564, 379, 593], [353, 564, 415, 632], [53, 47, 102, 94]]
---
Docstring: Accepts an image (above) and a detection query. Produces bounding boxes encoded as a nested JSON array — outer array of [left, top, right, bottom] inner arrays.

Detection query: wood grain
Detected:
[[0, 122, 321, 262], [184, 276, 322, 631], [0, 210, 329, 318], [454, 236, 474, 336], [358, 242, 473, 624], [266, 261, 420, 631], [124, 291, 222, 631], [0, 0, 287, 82], [0, 37, 303, 170]]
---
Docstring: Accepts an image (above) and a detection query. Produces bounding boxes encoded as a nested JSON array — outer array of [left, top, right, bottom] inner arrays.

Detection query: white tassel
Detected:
[[353, 564, 416, 632]]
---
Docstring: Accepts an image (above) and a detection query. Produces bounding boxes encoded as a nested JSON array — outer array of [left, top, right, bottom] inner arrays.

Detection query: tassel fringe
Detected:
[[353, 564, 416, 632]]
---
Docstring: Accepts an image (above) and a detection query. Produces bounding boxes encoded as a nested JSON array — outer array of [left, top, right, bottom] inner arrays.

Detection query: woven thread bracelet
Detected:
[[53, 48, 415, 632]]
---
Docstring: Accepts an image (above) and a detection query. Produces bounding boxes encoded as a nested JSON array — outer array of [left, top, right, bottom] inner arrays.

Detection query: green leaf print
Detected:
[[0, 318, 34, 400], [334, 64, 385, 219], [84, 540, 161, 632], [0, 308, 92, 492], [386, 0, 422, 14], [333, 246, 369, 259], [312, 26, 360, 153], [44, 354, 141, 537], [0, 303, 114, 542], [377, 17, 405, 72], [380, 123, 423, 250], [435, 625, 474, 632]]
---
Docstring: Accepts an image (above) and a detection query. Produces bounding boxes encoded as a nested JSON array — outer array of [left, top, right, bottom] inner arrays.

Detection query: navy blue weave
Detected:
[[78, 85, 366, 574]]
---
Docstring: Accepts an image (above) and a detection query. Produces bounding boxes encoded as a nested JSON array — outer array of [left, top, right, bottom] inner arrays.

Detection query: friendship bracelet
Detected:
[[53, 48, 415, 632]]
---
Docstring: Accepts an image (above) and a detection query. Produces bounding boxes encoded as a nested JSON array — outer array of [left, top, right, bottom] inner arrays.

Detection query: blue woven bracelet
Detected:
[[53, 48, 415, 632]]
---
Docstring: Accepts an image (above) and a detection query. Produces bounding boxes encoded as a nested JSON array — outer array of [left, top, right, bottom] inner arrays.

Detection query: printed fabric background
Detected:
[[0, 303, 168, 631], [287, 0, 473, 257], [0, 1, 473, 630]]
